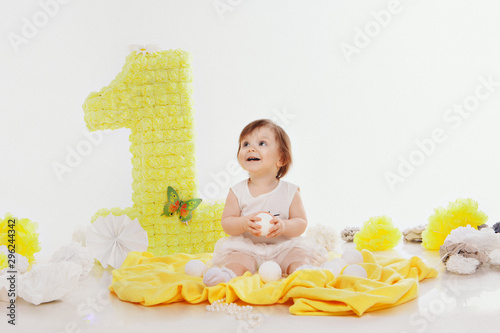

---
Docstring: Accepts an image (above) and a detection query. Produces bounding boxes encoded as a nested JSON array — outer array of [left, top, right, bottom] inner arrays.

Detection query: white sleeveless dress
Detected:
[[211, 179, 328, 270]]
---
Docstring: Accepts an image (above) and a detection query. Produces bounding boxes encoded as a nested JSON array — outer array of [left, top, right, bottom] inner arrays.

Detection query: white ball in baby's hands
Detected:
[[256, 213, 274, 237], [342, 249, 364, 265], [184, 259, 205, 277], [342, 264, 367, 278], [258, 261, 282, 283]]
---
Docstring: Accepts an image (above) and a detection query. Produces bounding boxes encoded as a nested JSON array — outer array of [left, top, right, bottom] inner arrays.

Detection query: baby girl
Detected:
[[203, 119, 327, 286]]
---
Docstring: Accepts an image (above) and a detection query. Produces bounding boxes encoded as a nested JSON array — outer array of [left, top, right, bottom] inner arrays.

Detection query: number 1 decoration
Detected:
[[83, 48, 225, 256]]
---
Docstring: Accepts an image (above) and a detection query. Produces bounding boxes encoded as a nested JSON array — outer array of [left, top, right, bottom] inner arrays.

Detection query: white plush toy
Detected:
[[440, 225, 500, 274]]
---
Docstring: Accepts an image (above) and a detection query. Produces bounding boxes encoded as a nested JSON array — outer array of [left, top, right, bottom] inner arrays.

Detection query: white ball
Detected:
[[342, 264, 367, 278], [256, 213, 273, 237], [184, 259, 205, 277], [342, 249, 364, 265], [258, 261, 282, 283], [322, 258, 348, 276]]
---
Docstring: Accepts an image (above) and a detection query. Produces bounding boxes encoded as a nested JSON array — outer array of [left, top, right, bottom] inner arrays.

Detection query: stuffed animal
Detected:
[[439, 225, 500, 274]]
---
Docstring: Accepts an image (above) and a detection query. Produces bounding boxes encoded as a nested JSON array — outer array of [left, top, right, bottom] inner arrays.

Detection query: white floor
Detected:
[[2, 242, 500, 333]]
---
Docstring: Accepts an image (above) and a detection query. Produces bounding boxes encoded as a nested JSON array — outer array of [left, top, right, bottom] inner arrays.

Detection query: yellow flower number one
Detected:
[[83, 49, 225, 256]]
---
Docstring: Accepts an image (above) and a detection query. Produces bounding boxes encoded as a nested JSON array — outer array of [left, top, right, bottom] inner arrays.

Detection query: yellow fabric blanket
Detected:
[[109, 250, 437, 316]]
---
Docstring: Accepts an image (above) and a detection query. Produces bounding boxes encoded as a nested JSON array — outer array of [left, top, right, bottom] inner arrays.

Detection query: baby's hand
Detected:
[[243, 212, 267, 237], [266, 217, 286, 238]]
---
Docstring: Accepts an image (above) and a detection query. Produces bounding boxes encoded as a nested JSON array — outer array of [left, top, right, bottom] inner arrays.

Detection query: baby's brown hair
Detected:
[[238, 119, 292, 179]]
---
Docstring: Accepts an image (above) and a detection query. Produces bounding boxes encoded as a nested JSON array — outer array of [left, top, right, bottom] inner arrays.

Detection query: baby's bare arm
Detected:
[[280, 189, 308, 237]]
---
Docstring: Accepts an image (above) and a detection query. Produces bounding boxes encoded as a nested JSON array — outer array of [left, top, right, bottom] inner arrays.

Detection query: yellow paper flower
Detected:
[[422, 198, 488, 250], [0, 253, 7, 271], [354, 216, 402, 251], [91, 207, 141, 223], [0, 213, 41, 264]]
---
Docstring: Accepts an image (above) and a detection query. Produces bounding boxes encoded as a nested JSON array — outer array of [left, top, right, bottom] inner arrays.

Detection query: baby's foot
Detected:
[[203, 267, 236, 286]]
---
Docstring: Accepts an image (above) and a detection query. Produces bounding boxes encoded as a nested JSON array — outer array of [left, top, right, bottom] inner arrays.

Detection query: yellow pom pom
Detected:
[[354, 216, 402, 251], [0, 213, 41, 264], [123, 207, 141, 220], [422, 198, 488, 250], [0, 253, 7, 271]]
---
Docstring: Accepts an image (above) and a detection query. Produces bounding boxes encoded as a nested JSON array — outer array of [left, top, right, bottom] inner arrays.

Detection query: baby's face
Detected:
[[238, 126, 283, 177]]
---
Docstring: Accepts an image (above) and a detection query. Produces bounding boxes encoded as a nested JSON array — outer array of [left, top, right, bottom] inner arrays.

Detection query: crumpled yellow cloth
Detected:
[[109, 250, 437, 316]]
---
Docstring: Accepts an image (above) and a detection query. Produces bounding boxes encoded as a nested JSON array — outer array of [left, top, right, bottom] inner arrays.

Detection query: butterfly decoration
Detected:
[[162, 186, 202, 225]]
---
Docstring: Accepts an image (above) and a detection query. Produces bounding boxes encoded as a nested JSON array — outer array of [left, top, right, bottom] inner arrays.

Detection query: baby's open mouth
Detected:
[[247, 157, 260, 161]]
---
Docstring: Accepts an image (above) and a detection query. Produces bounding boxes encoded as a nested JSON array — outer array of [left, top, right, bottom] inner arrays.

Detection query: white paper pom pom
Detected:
[[258, 261, 282, 283], [185, 259, 205, 277], [0, 246, 29, 275], [342, 249, 364, 264], [256, 213, 273, 237], [446, 226, 500, 253], [446, 255, 480, 275], [14, 254, 30, 274], [488, 249, 500, 266], [50, 243, 95, 279], [0, 276, 10, 302], [342, 264, 367, 278], [322, 258, 348, 276], [18, 262, 82, 305], [306, 224, 338, 252]]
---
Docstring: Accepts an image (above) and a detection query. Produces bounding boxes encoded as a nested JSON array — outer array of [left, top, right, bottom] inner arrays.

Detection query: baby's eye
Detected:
[[242, 142, 249, 147], [259, 141, 267, 146]]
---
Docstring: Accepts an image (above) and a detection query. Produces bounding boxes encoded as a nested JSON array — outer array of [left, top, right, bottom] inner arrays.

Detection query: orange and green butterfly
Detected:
[[162, 186, 202, 224]]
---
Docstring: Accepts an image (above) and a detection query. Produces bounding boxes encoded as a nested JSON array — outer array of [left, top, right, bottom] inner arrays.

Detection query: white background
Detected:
[[1, 0, 500, 257]]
